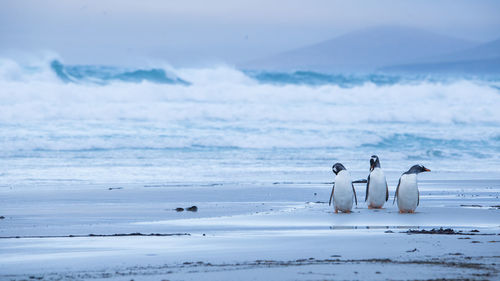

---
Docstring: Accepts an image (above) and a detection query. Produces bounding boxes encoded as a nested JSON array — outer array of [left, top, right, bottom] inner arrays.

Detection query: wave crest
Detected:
[[50, 60, 190, 85]]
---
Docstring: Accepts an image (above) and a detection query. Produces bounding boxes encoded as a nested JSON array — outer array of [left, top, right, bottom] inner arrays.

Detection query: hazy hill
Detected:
[[379, 58, 500, 74], [428, 38, 500, 62], [380, 38, 500, 73], [241, 26, 478, 72]]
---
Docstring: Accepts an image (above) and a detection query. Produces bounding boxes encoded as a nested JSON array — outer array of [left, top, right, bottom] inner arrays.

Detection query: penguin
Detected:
[[393, 164, 431, 213], [329, 163, 357, 213], [365, 155, 389, 209]]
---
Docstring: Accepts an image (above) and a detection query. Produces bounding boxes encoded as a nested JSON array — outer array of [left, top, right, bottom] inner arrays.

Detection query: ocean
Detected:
[[1, 57, 499, 187]]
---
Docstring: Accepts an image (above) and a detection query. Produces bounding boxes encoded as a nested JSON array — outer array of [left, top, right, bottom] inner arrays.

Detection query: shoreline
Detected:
[[1, 177, 499, 280]]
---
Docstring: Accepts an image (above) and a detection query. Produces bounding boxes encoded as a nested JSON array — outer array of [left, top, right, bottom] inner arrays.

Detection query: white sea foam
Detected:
[[1, 62, 499, 125], [0, 57, 499, 184]]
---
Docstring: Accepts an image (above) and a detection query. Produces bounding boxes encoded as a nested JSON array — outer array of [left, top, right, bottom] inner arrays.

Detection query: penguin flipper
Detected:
[[352, 183, 358, 206], [329, 183, 335, 206], [385, 181, 389, 201], [417, 189, 420, 206], [393, 178, 401, 205], [365, 174, 370, 202], [353, 179, 368, 184]]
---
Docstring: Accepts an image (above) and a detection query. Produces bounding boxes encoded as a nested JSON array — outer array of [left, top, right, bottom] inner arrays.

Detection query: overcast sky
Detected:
[[1, 0, 500, 66]]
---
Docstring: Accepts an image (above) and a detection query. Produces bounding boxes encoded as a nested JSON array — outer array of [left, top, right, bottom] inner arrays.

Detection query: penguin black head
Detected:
[[405, 164, 431, 174], [370, 155, 381, 171], [332, 163, 346, 175]]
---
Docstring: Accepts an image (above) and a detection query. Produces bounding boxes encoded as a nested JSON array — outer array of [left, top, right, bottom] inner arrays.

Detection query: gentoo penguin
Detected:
[[329, 163, 358, 213], [394, 164, 431, 213], [365, 155, 389, 209]]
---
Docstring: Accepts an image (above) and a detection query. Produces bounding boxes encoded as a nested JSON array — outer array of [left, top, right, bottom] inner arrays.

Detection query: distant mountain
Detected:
[[380, 38, 500, 73], [379, 58, 500, 74], [428, 38, 500, 62], [241, 26, 478, 72]]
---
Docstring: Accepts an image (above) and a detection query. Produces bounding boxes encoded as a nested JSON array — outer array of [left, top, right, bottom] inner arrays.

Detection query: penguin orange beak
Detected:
[[423, 168, 431, 172]]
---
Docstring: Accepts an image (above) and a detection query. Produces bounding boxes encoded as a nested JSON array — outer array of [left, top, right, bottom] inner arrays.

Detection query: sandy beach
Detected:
[[1, 175, 499, 280]]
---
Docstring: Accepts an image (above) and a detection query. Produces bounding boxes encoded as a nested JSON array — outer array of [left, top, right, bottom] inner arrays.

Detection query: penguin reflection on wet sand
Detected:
[[329, 163, 358, 213], [394, 164, 431, 213], [365, 155, 389, 209]]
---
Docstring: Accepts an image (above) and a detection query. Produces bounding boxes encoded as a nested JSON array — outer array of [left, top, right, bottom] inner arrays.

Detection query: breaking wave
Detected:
[[0, 56, 499, 183], [50, 60, 190, 85]]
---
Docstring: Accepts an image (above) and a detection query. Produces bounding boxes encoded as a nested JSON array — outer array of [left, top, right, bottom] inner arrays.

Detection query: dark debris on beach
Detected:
[[18, 256, 496, 280], [86, 232, 190, 237], [174, 206, 198, 212], [0, 233, 191, 239], [405, 228, 483, 235]]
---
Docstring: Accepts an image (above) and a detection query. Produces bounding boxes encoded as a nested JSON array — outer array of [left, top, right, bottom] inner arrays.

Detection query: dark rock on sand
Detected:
[[175, 208, 184, 212], [0, 233, 191, 239], [407, 228, 459, 235], [187, 206, 198, 212]]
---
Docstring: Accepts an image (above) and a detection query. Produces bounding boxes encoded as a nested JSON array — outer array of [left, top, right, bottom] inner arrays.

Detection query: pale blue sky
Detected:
[[1, 0, 500, 66]]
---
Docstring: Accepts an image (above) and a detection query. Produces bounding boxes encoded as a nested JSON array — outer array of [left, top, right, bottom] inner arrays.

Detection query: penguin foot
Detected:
[[335, 208, 338, 214]]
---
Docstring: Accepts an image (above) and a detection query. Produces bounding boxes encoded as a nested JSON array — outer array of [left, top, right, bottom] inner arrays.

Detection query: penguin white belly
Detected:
[[367, 168, 387, 208], [397, 174, 419, 212], [334, 170, 354, 212]]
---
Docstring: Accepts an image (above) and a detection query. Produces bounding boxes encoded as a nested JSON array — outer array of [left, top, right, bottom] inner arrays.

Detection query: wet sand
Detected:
[[0, 177, 499, 280]]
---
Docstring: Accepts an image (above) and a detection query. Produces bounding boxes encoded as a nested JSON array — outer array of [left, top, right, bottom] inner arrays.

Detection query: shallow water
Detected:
[[1, 178, 499, 280]]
